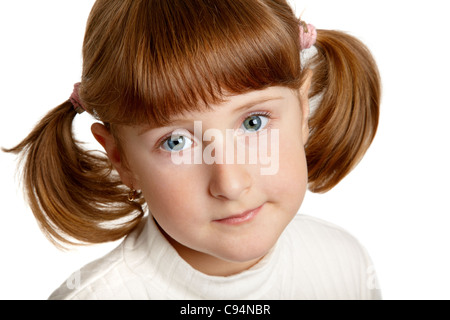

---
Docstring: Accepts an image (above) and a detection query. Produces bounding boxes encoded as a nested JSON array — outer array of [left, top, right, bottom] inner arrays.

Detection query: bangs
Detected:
[[82, 0, 302, 127]]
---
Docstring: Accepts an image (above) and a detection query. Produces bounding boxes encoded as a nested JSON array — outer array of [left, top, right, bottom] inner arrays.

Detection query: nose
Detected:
[[208, 163, 252, 201]]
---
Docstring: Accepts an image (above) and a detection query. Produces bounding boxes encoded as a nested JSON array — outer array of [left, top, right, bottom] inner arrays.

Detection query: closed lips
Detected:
[[213, 204, 264, 225]]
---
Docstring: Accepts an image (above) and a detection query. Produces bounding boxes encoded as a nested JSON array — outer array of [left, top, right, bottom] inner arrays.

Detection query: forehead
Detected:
[[144, 86, 294, 130]]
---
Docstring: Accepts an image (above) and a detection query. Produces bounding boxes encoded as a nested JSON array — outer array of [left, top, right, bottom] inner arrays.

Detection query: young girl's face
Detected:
[[98, 84, 311, 276]]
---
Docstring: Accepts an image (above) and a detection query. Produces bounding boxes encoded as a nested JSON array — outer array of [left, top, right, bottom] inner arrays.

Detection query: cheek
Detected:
[[136, 161, 205, 224], [262, 129, 308, 211], [141, 168, 186, 209]]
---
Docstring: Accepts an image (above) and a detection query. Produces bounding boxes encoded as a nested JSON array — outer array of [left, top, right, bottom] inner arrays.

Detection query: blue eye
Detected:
[[161, 134, 193, 152], [241, 115, 269, 132]]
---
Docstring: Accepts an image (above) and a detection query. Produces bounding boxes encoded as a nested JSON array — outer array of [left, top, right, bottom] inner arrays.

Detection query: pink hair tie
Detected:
[[299, 21, 317, 50], [69, 82, 85, 114]]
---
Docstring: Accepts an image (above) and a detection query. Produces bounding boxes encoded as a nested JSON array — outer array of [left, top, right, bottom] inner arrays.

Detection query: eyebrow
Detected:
[[138, 95, 283, 135], [230, 96, 283, 114]]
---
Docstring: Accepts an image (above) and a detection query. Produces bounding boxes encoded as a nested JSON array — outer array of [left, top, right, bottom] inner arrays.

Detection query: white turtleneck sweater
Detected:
[[49, 214, 381, 300]]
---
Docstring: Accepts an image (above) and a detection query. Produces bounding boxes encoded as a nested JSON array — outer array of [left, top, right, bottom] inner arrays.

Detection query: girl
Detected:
[[4, 0, 381, 299]]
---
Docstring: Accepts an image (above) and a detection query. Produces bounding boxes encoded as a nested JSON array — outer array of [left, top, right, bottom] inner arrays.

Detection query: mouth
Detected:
[[213, 204, 264, 225]]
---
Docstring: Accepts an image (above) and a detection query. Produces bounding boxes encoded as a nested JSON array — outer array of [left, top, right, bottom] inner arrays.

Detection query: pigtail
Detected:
[[3, 102, 144, 248], [304, 30, 381, 193]]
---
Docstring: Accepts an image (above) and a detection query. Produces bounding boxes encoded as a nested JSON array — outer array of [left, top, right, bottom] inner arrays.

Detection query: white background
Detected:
[[0, 0, 449, 300]]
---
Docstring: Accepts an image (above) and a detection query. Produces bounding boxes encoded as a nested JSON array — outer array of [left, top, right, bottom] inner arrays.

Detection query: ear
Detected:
[[91, 123, 133, 188], [299, 69, 313, 145]]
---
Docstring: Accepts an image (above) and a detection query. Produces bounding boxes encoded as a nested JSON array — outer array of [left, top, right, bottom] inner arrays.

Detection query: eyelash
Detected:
[[240, 111, 273, 131], [156, 110, 274, 151]]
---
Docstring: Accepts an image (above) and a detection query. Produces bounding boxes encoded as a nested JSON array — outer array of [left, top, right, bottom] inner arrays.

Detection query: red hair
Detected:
[[3, 0, 380, 246]]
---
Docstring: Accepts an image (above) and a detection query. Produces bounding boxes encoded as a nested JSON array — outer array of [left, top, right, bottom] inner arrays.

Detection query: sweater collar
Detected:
[[122, 215, 280, 299]]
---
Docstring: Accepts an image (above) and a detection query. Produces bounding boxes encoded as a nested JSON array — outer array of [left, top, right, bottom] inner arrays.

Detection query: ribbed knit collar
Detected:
[[122, 215, 280, 299]]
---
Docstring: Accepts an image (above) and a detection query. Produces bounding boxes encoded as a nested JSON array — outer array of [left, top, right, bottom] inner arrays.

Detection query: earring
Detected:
[[128, 187, 138, 202]]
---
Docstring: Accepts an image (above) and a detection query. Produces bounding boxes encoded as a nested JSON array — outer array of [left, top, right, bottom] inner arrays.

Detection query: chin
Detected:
[[212, 232, 279, 264]]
